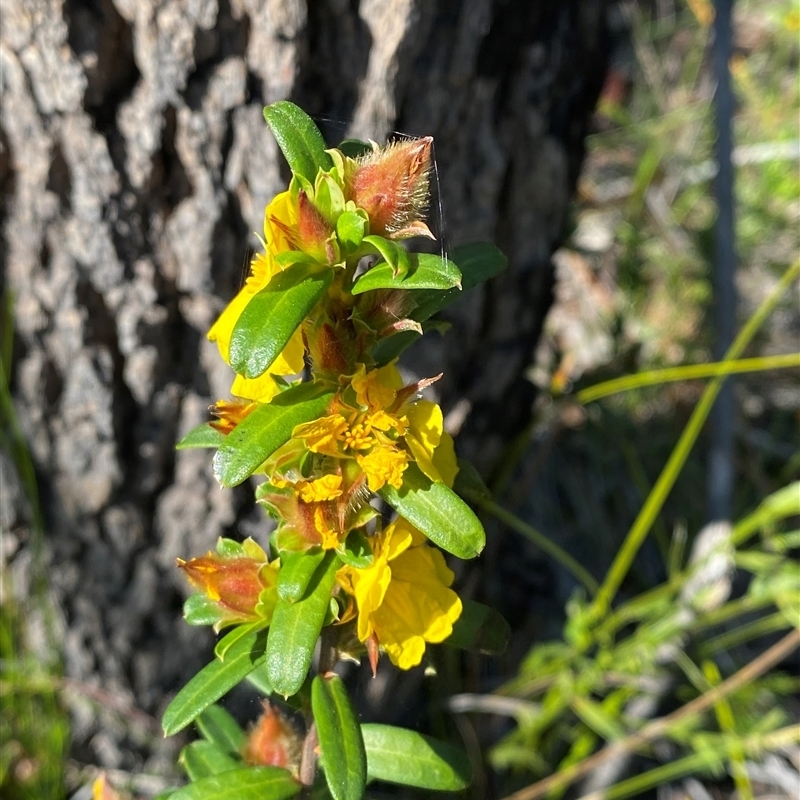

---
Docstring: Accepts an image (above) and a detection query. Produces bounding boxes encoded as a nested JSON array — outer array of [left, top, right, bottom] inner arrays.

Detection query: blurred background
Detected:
[[1, 0, 798, 798]]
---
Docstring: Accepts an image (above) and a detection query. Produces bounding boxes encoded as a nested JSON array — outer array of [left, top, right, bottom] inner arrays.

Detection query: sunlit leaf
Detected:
[[313, 675, 366, 800], [177, 423, 225, 450], [196, 705, 247, 757], [166, 766, 300, 800], [352, 253, 460, 294], [229, 265, 332, 380], [378, 464, 485, 559], [213, 384, 334, 488], [179, 741, 240, 781], [162, 630, 268, 736], [263, 101, 332, 183], [266, 553, 340, 697], [361, 724, 471, 791]]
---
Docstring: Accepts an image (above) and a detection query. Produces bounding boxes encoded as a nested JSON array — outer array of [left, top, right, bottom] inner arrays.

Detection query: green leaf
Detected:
[[336, 210, 368, 253], [444, 600, 510, 654], [229, 264, 332, 379], [162, 630, 268, 736], [196, 705, 247, 756], [312, 675, 367, 800], [266, 552, 340, 697], [337, 529, 373, 569], [337, 139, 372, 159], [214, 621, 264, 661], [352, 253, 460, 294], [409, 242, 507, 321], [277, 549, 326, 603], [263, 101, 332, 183], [361, 724, 471, 791], [452, 458, 491, 501], [167, 766, 300, 800], [177, 422, 225, 450], [213, 383, 334, 488], [370, 330, 420, 365], [360, 236, 411, 279], [216, 538, 246, 557], [378, 464, 485, 559], [180, 741, 240, 781], [184, 594, 225, 627], [245, 662, 274, 696]]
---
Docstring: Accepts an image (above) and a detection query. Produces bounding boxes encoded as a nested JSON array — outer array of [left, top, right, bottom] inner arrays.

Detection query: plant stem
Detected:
[[576, 353, 800, 404], [299, 723, 319, 787], [500, 627, 800, 800]]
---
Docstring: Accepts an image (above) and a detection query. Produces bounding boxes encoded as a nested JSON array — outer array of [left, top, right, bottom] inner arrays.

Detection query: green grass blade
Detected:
[[589, 258, 800, 621]]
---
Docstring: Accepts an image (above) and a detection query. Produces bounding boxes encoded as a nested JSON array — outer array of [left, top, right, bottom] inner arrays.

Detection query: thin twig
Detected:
[[501, 627, 800, 800]]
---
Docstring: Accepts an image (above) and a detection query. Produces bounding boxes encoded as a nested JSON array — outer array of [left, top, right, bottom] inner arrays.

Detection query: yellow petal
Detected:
[[298, 474, 343, 503], [231, 372, 281, 403], [404, 400, 444, 482], [208, 287, 253, 362], [432, 431, 459, 488]]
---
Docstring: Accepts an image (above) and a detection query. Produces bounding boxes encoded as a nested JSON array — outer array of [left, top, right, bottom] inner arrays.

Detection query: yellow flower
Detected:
[[298, 474, 343, 503], [208, 191, 305, 403], [291, 361, 458, 493], [337, 519, 462, 670], [355, 446, 408, 492]]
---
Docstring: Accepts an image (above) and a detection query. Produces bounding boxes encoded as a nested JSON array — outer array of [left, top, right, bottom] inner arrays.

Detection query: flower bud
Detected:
[[177, 541, 276, 623], [243, 702, 301, 775], [347, 137, 434, 239], [297, 191, 339, 264]]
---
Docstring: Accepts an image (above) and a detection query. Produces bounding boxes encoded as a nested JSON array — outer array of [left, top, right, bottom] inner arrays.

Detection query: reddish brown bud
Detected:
[[243, 702, 301, 775], [297, 191, 337, 263], [178, 555, 265, 619], [347, 137, 434, 238]]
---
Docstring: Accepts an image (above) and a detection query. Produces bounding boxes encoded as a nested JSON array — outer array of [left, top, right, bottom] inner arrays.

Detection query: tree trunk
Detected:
[[1, 0, 608, 777]]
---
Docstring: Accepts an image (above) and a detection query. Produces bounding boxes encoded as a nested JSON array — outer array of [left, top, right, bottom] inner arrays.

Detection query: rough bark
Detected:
[[1, 0, 608, 778]]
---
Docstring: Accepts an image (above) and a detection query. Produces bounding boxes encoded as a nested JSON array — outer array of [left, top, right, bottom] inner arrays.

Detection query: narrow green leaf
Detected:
[[277, 549, 326, 603], [370, 329, 420, 365], [361, 724, 471, 791], [336, 210, 368, 253], [177, 422, 225, 450], [166, 766, 300, 800], [352, 253, 460, 294], [230, 264, 332, 379], [313, 675, 367, 800], [214, 621, 264, 661], [213, 383, 334, 488], [180, 741, 240, 781], [196, 705, 247, 756], [266, 553, 340, 697], [263, 101, 332, 183], [378, 464, 485, 559], [337, 529, 373, 569], [245, 662, 274, 696], [361, 235, 411, 279], [444, 600, 510, 654], [409, 242, 507, 321], [183, 594, 225, 627], [162, 630, 268, 736], [337, 138, 372, 159]]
